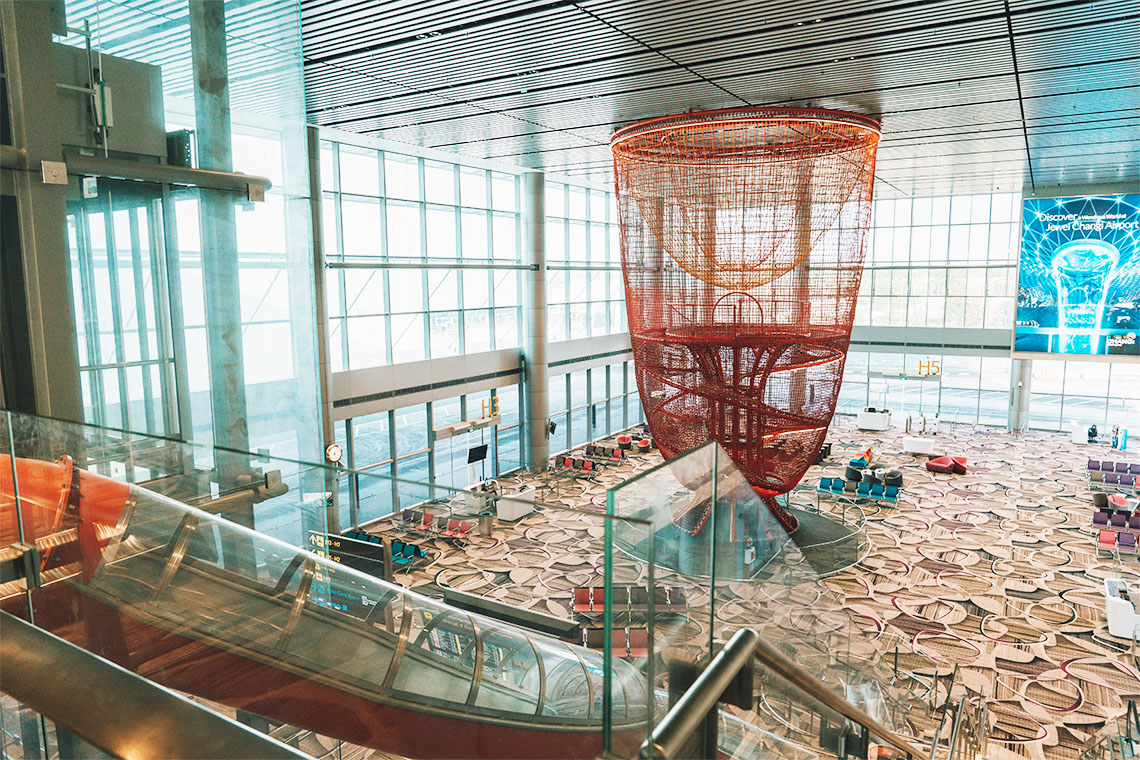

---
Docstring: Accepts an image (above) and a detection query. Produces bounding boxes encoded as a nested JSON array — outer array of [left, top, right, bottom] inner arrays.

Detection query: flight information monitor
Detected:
[[1014, 194, 1140, 358]]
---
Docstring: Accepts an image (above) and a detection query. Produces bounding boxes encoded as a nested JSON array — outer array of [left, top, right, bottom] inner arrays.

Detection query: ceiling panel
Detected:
[[302, 0, 1140, 194]]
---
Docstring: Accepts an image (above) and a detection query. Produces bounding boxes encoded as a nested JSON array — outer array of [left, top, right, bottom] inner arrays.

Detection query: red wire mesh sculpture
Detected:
[[612, 108, 881, 534]]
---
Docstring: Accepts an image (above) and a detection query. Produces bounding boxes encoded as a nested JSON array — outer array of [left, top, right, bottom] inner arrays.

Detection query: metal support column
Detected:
[[307, 125, 341, 533], [0, 0, 83, 421], [522, 171, 549, 472], [1008, 357, 1032, 432], [189, 0, 250, 468], [790, 162, 813, 414]]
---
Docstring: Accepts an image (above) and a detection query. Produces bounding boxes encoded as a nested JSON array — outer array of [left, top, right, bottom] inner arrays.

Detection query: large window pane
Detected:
[[424, 160, 455, 205], [340, 146, 380, 196], [491, 173, 516, 212], [391, 314, 426, 363], [428, 270, 458, 311], [426, 206, 457, 258], [347, 315, 387, 369], [385, 154, 419, 201], [394, 403, 429, 454], [464, 309, 491, 353], [429, 311, 460, 357], [462, 210, 488, 258], [341, 198, 382, 256], [494, 307, 519, 349], [388, 270, 424, 313], [344, 269, 384, 316], [387, 201, 421, 257], [460, 168, 486, 208]]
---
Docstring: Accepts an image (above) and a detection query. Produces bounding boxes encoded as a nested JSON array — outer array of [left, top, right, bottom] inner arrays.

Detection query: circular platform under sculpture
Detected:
[[611, 108, 881, 533]]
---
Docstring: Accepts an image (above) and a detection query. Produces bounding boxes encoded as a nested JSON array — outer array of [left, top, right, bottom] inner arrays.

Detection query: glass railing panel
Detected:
[[3, 410, 332, 552], [348, 462, 658, 754], [606, 439, 932, 756], [1, 409, 659, 759]]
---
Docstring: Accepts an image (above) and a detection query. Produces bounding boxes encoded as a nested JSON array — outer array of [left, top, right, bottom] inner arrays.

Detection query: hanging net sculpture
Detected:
[[612, 108, 881, 534]]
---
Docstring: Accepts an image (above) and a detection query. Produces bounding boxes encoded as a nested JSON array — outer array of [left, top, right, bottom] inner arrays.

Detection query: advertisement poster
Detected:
[[1014, 194, 1140, 357]]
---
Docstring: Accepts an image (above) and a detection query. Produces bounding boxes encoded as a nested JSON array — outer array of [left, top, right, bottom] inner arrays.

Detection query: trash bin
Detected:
[[478, 511, 496, 537]]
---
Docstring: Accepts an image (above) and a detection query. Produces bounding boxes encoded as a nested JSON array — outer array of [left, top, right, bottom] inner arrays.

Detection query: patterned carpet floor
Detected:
[[367, 419, 1139, 760]]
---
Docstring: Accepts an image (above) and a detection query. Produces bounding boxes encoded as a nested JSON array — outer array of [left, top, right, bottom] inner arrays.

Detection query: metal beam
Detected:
[[65, 153, 271, 195]]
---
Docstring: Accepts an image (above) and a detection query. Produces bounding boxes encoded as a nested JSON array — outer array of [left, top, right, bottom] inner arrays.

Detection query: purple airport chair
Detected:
[[1089, 459, 1101, 471], [1111, 513, 1127, 529], [1129, 514, 1140, 531], [1123, 474, 1136, 488], [1119, 532, 1137, 554], [1104, 460, 1117, 472], [1106, 473, 1120, 486], [1117, 462, 1130, 473], [1094, 511, 1110, 528], [1130, 463, 1140, 476]]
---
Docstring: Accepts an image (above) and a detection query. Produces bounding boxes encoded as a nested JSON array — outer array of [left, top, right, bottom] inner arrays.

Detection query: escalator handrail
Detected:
[[0, 611, 308, 760]]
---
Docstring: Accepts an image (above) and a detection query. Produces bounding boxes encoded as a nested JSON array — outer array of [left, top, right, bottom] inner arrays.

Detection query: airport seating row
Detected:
[[1098, 528, 1138, 557], [1093, 510, 1140, 532], [342, 530, 432, 568], [343, 529, 381, 544], [1089, 459, 1140, 475], [1088, 459, 1140, 493], [584, 443, 627, 460], [817, 477, 900, 503], [390, 539, 432, 566], [572, 586, 688, 616], [583, 626, 649, 658], [556, 456, 603, 473], [1091, 471, 1140, 489], [400, 511, 472, 542]]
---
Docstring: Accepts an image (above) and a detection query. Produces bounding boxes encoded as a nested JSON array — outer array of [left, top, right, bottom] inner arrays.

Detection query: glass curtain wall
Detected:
[[855, 192, 1020, 328], [334, 386, 523, 527], [840, 351, 1012, 426], [547, 362, 644, 455], [845, 190, 1138, 431], [1029, 360, 1140, 431], [544, 182, 625, 342], [321, 138, 523, 370], [58, 0, 320, 468]]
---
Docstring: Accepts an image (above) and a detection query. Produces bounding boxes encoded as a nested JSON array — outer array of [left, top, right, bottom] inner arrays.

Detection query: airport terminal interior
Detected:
[[0, 1, 1138, 759]]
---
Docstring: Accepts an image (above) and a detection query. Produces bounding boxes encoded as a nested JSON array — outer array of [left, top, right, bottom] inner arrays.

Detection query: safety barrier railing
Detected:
[[0, 611, 308, 760], [1080, 700, 1140, 760], [640, 628, 929, 760]]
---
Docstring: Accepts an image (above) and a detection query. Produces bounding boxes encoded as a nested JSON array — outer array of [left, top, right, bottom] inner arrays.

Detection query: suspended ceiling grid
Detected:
[[301, 0, 1139, 196]]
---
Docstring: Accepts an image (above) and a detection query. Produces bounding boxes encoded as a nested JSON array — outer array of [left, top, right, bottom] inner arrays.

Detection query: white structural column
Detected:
[[522, 172, 549, 471], [307, 125, 340, 532], [1008, 357, 1032, 431]]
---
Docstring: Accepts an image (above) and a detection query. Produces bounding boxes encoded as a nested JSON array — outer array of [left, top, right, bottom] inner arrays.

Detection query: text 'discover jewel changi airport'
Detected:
[[611, 108, 881, 533], [1015, 194, 1140, 357]]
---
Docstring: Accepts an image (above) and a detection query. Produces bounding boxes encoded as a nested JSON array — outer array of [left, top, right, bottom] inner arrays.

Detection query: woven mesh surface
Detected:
[[612, 108, 881, 533]]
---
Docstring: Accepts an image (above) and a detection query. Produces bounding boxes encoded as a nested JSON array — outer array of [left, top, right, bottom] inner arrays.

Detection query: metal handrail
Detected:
[[640, 628, 759, 759], [0, 611, 308, 760], [640, 628, 928, 760], [751, 633, 927, 759]]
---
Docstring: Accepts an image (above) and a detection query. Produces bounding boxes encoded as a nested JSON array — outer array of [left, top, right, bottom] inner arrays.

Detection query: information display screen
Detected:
[[1014, 194, 1140, 357]]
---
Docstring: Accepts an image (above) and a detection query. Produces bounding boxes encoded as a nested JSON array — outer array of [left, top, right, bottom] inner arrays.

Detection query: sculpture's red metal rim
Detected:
[[610, 106, 881, 147]]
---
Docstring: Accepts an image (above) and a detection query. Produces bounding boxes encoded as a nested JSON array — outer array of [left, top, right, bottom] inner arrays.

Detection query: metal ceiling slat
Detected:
[[299, 0, 1140, 193]]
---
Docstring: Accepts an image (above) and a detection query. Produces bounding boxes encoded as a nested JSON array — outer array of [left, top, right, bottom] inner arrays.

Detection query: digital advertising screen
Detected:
[[1014, 194, 1140, 358]]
